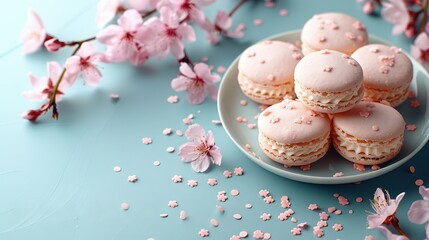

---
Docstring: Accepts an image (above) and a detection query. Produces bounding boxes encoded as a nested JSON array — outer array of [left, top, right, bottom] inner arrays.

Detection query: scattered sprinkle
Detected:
[[163, 128, 172, 135], [359, 111, 370, 118], [253, 18, 263, 26], [231, 189, 240, 196], [369, 47, 379, 53], [110, 93, 120, 100], [353, 163, 366, 172], [216, 205, 225, 213], [409, 165, 416, 173], [210, 218, 219, 227], [317, 220, 327, 227], [365, 236, 376, 240], [113, 166, 121, 172], [239, 231, 248, 238], [264, 1, 275, 7], [308, 204, 319, 211], [356, 197, 363, 203], [240, 100, 248, 106], [415, 179, 424, 186], [279, 9, 288, 16], [338, 196, 350, 206], [333, 172, 344, 177], [334, 209, 342, 215], [247, 123, 256, 129], [263, 232, 271, 239], [142, 137, 152, 145], [166, 147, 175, 153], [207, 178, 218, 186], [245, 203, 253, 209], [264, 196, 275, 204], [332, 223, 343, 231], [234, 167, 244, 176], [319, 212, 329, 220], [406, 124, 417, 131], [313, 227, 324, 238], [172, 175, 182, 183], [260, 213, 271, 221], [266, 74, 275, 81], [224, 170, 233, 178], [176, 130, 183, 136], [291, 227, 301, 235], [183, 117, 192, 124], [180, 210, 187, 220], [217, 65, 226, 73], [127, 175, 138, 183], [167, 95, 179, 103], [379, 65, 390, 74], [160, 213, 168, 218], [371, 165, 381, 170], [233, 213, 242, 220], [322, 66, 333, 72], [259, 189, 270, 197], [253, 230, 264, 239], [217, 191, 228, 202], [168, 200, 178, 208], [211, 119, 222, 125], [230, 235, 240, 240], [187, 179, 198, 187], [121, 202, 129, 210], [328, 206, 336, 213], [153, 161, 161, 166], [408, 90, 416, 98], [198, 229, 209, 237]]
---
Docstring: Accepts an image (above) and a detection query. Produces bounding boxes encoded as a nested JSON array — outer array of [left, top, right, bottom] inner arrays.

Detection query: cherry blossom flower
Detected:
[[377, 226, 408, 240], [381, 0, 410, 35], [178, 124, 221, 172], [168, 0, 215, 27], [23, 61, 71, 102], [97, 9, 151, 63], [96, 0, 122, 28], [21, 9, 47, 54], [171, 62, 220, 104], [411, 32, 429, 71], [127, 0, 151, 11], [408, 186, 429, 226], [147, 7, 196, 59], [65, 42, 104, 86], [205, 11, 245, 44], [367, 188, 405, 229]]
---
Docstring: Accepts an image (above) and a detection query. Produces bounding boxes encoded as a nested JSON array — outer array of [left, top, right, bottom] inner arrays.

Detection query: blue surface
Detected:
[[1, 0, 428, 239]]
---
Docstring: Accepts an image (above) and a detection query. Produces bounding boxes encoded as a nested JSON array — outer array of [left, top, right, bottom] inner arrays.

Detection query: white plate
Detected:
[[218, 30, 429, 184]]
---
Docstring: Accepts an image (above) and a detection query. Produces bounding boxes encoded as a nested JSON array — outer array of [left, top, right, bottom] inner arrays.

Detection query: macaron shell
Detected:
[[294, 50, 363, 92], [258, 100, 331, 144], [238, 40, 303, 84], [301, 13, 368, 54], [351, 44, 413, 90], [332, 101, 405, 141]]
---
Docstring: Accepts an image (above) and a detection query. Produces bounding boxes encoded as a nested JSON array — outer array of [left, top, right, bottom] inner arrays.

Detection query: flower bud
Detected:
[[44, 38, 65, 52], [21, 109, 43, 122]]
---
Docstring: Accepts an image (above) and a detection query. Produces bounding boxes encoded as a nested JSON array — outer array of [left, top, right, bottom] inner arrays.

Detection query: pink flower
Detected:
[[171, 62, 220, 104], [367, 188, 405, 229], [126, 0, 151, 11], [381, 0, 410, 35], [377, 226, 408, 240], [23, 62, 71, 102], [169, 0, 214, 26], [96, 0, 122, 28], [44, 38, 65, 52], [411, 32, 429, 71], [408, 186, 429, 225], [178, 124, 222, 172], [97, 9, 151, 63], [147, 7, 196, 59], [205, 11, 245, 45], [65, 42, 104, 86], [20, 9, 47, 54]]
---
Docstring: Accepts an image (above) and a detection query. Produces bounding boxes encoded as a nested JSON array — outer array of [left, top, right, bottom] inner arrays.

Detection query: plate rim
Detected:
[[217, 30, 429, 184]]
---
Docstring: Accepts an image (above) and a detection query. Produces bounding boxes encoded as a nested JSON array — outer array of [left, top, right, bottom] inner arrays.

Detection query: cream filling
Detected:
[[260, 132, 330, 157], [295, 81, 363, 105], [333, 127, 403, 157], [364, 83, 409, 106], [238, 73, 294, 99]]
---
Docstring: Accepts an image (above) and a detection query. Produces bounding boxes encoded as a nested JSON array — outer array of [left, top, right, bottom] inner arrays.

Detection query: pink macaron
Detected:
[[351, 44, 413, 107], [258, 99, 331, 166], [332, 101, 405, 165], [238, 40, 303, 105], [294, 49, 364, 113], [301, 13, 368, 55]]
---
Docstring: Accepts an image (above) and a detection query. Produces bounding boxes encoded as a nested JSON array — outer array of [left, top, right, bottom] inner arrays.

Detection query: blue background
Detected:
[[1, 0, 428, 239]]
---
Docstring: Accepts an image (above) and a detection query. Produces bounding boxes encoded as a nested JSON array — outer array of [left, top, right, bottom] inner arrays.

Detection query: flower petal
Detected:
[[187, 83, 205, 104], [96, 0, 121, 28], [367, 214, 385, 229], [179, 62, 196, 79], [118, 9, 143, 32], [185, 124, 205, 141], [47, 62, 62, 84], [420, 186, 429, 201], [178, 142, 199, 162], [209, 146, 222, 166], [169, 39, 185, 59], [377, 226, 408, 240], [82, 65, 102, 86], [96, 25, 124, 45], [191, 156, 211, 172], [408, 200, 429, 224], [171, 76, 191, 92], [206, 83, 218, 101], [77, 42, 97, 58], [65, 56, 81, 74]]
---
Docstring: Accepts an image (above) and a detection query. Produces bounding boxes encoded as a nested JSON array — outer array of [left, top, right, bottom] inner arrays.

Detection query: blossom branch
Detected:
[[229, 0, 248, 17], [390, 216, 410, 239]]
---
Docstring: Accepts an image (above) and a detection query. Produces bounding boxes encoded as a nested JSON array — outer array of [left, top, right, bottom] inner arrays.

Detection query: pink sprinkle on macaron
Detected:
[[233, 213, 242, 220], [379, 65, 390, 74], [359, 111, 370, 118], [390, 46, 402, 53], [379, 55, 395, 67], [260, 60, 266, 64], [348, 59, 358, 66], [415, 179, 424, 186], [292, 53, 303, 60], [320, 49, 330, 54], [372, 125, 379, 131], [406, 124, 417, 131], [342, 53, 350, 59], [345, 32, 357, 40], [142, 137, 152, 145], [121, 202, 129, 210], [318, 35, 326, 42], [266, 74, 275, 81], [279, 9, 288, 16], [166, 147, 175, 153], [113, 166, 122, 172], [353, 21, 366, 30], [167, 95, 179, 103], [369, 46, 380, 53], [322, 66, 333, 72], [253, 18, 263, 26], [180, 210, 187, 220]]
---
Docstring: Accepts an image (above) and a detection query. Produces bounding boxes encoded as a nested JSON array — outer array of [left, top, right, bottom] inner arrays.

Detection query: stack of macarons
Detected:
[[237, 12, 411, 168]]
